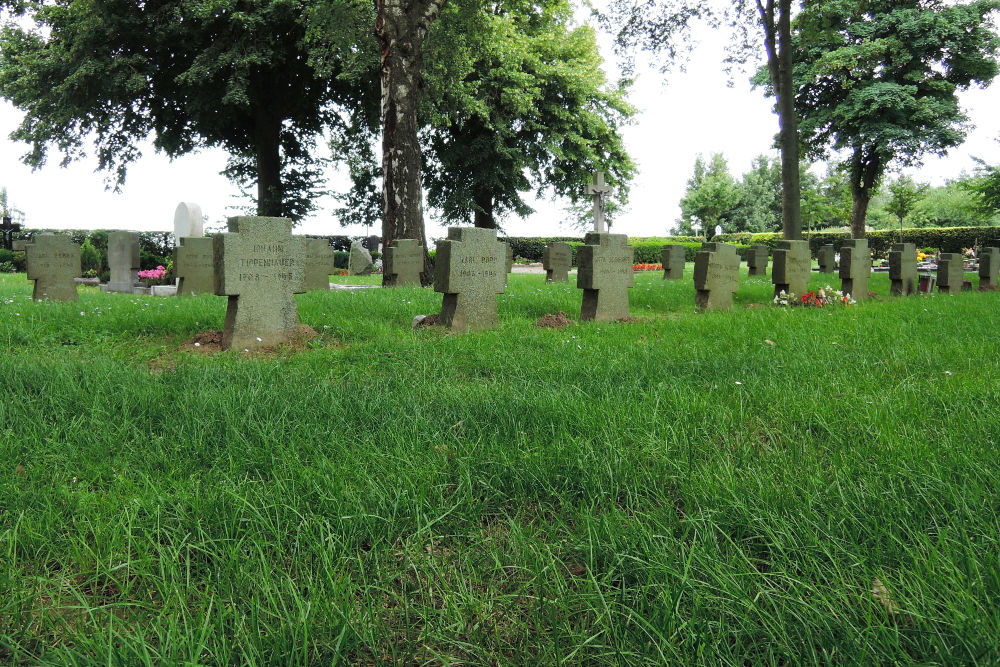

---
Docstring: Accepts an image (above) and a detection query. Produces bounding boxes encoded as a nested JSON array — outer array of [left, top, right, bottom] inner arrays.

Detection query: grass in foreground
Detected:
[[1, 269, 998, 665]]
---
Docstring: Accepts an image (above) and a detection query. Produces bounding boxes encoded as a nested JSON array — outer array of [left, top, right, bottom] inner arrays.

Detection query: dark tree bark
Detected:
[[757, 0, 802, 240], [473, 187, 495, 228], [254, 110, 284, 218], [376, 0, 445, 286], [848, 147, 882, 239]]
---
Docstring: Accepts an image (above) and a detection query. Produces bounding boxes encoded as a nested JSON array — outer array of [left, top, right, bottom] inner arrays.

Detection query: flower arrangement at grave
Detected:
[[138, 265, 172, 286], [773, 286, 857, 308], [633, 262, 662, 272]]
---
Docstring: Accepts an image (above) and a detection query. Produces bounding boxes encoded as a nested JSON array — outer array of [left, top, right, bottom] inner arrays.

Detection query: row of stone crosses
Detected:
[[20, 175, 1000, 353]]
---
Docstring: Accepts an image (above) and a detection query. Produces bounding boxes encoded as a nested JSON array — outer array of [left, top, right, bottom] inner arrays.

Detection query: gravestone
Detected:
[[838, 239, 870, 300], [661, 244, 685, 280], [577, 232, 634, 321], [174, 236, 215, 296], [385, 238, 424, 287], [213, 216, 305, 351], [937, 253, 964, 295], [434, 227, 506, 332], [889, 243, 917, 296], [106, 231, 141, 293], [543, 242, 572, 282], [1, 215, 21, 251], [772, 239, 811, 297], [348, 241, 374, 275], [586, 172, 612, 233], [817, 245, 836, 273], [303, 238, 335, 291], [506, 243, 514, 273], [747, 245, 769, 276], [173, 202, 204, 239], [979, 246, 999, 290], [694, 242, 739, 310], [25, 234, 80, 301], [363, 235, 381, 253]]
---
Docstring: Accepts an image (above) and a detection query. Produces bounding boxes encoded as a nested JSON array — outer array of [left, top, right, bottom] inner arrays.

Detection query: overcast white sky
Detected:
[[2, 12, 999, 241]]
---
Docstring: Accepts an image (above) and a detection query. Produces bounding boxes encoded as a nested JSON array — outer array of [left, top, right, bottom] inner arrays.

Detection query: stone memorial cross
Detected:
[[747, 245, 769, 276], [979, 245, 999, 290], [889, 243, 917, 296], [694, 242, 739, 310], [384, 238, 424, 287], [175, 236, 216, 296], [106, 231, 141, 293], [303, 238, 335, 291], [937, 253, 964, 295], [661, 244, 685, 280], [434, 227, 507, 332], [213, 216, 305, 351], [25, 234, 81, 301], [543, 242, 572, 282], [817, 245, 836, 273], [585, 172, 612, 233], [838, 239, 870, 300], [577, 232, 634, 321], [772, 239, 811, 297]]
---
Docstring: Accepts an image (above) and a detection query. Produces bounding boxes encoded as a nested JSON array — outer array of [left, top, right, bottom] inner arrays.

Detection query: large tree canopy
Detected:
[[0, 0, 370, 220]]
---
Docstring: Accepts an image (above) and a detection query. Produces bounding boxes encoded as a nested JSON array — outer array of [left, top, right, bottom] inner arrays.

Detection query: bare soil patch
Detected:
[[534, 311, 572, 329]]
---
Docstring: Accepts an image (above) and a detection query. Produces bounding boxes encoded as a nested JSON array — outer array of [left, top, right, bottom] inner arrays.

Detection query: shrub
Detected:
[[0, 261, 14, 273], [80, 240, 101, 273], [334, 251, 349, 269]]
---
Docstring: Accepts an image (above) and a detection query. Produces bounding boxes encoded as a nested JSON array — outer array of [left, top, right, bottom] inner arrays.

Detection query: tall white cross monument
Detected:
[[586, 171, 613, 233]]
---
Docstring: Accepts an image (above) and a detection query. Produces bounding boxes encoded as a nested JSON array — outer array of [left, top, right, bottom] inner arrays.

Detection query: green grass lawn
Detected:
[[1, 268, 998, 664]]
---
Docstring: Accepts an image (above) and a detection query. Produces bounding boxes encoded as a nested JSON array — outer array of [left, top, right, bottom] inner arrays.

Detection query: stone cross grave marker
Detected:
[[772, 239, 811, 297], [1, 215, 21, 251], [937, 253, 964, 295], [25, 234, 80, 301], [577, 232, 634, 321], [106, 231, 141, 293], [839, 239, 870, 300], [303, 238, 335, 291], [585, 172, 612, 233], [661, 244, 685, 280], [173, 202, 204, 239], [747, 245, 769, 276], [889, 243, 917, 296], [348, 241, 374, 275], [543, 242, 572, 282], [434, 227, 507, 332], [694, 242, 739, 310], [213, 216, 305, 351], [385, 238, 424, 287], [817, 245, 836, 273], [979, 245, 999, 290], [175, 236, 215, 296]]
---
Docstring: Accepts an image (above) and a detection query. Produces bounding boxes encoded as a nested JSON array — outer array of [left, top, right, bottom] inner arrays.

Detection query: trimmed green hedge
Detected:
[[713, 226, 1000, 259], [504, 236, 712, 265]]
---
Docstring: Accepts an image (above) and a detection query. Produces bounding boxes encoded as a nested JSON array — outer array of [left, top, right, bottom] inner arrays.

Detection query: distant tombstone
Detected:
[[303, 238, 335, 290], [838, 239, 870, 300], [174, 237, 215, 296], [661, 244, 685, 280], [979, 246, 1000, 290], [505, 243, 514, 273], [434, 227, 506, 332], [173, 202, 204, 239], [363, 235, 381, 253], [694, 242, 739, 310], [543, 242, 572, 283], [1, 215, 21, 251], [106, 231, 141, 293], [937, 253, 964, 295], [348, 241, 374, 275], [577, 232, 634, 321], [817, 245, 836, 273], [384, 238, 424, 287], [213, 216, 305, 351], [889, 243, 917, 296], [747, 245, 769, 276], [12, 239, 26, 252], [25, 234, 80, 301], [772, 239, 811, 296]]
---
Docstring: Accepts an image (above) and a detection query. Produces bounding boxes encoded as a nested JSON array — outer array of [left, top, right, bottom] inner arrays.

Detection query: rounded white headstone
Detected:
[[173, 202, 204, 239], [715, 225, 723, 236]]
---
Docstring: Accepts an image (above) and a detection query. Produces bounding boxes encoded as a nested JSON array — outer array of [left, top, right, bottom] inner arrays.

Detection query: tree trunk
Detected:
[[849, 183, 871, 239], [376, 0, 444, 286], [473, 187, 494, 228], [848, 147, 882, 238], [255, 112, 283, 217]]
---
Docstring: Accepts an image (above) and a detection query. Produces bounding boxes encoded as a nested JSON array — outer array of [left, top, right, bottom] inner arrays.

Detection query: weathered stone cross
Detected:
[[384, 238, 424, 287], [434, 227, 507, 332], [577, 232, 634, 321], [585, 172, 612, 233], [174, 236, 215, 296], [1, 215, 21, 251], [25, 234, 81, 301]]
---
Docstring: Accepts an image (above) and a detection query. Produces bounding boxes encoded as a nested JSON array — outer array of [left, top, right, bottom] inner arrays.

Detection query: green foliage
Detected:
[[79, 240, 101, 274], [503, 236, 707, 264], [677, 153, 741, 235], [961, 157, 1000, 218], [885, 176, 929, 226]]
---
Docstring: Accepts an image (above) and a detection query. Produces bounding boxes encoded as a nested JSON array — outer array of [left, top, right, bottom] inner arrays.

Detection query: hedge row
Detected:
[[504, 236, 710, 265], [713, 226, 1000, 259]]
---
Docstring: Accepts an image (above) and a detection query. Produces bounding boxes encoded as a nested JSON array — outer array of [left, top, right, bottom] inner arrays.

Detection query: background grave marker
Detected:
[[890, 243, 917, 296], [385, 238, 424, 287], [839, 239, 870, 300], [694, 242, 739, 310], [544, 242, 572, 282], [175, 236, 215, 296], [661, 244, 685, 280], [25, 234, 80, 301], [772, 239, 811, 296], [577, 232, 634, 321]]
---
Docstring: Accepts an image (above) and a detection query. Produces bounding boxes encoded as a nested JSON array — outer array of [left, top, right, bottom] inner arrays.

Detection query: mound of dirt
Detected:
[[178, 329, 224, 353], [618, 316, 641, 323], [415, 313, 441, 328], [177, 324, 319, 355], [534, 312, 572, 329]]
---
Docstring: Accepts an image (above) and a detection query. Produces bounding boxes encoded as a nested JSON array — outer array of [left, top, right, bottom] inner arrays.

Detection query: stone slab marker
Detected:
[[348, 241, 374, 275], [303, 238, 335, 290], [747, 245, 769, 276], [384, 238, 424, 287], [173, 202, 204, 239], [434, 227, 507, 332], [937, 253, 964, 295], [543, 242, 572, 282], [889, 243, 917, 296], [213, 216, 305, 351], [817, 245, 836, 273], [694, 242, 739, 310], [838, 239, 870, 300], [106, 231, 141, 293], [661, 244, 685, 280], [505, 243, 514, 273], [175, 236, 215, 296], [772, 239, 811, 297], [25, 234, 81, 301], [979, 246, 1000, 290], [577, 232, 634, 321]]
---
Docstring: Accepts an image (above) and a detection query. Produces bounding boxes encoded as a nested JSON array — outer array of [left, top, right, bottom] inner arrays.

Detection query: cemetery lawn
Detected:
[[2, 269, 999, 665]]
